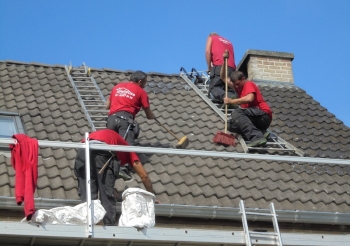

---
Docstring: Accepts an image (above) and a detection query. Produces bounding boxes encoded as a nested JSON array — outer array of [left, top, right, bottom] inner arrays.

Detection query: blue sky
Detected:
[[1, 0, 349, 127]]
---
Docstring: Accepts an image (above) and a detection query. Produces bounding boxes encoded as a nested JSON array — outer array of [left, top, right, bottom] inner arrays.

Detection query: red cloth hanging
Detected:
[[10, 134, 38, 220]]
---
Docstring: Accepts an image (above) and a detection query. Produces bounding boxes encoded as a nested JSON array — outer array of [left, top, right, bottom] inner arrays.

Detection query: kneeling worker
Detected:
[[221, 50, 272, 147]]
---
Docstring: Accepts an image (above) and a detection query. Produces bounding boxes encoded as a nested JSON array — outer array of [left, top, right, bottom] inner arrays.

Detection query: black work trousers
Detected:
[[106, 111, 140, 173], [208, 65, 236, 102], [228, 108, 271, 142], [74, 148, 119, 226], [106, 111, 138, 145]]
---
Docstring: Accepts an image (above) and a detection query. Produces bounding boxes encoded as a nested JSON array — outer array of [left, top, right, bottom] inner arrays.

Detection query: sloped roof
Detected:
[[0, 60, 350, 214]]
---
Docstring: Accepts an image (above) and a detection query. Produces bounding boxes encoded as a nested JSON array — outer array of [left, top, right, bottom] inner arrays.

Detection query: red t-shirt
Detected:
[[82, 129, 140, 167], [108, 82, 150, 117], [237, 81, 272, 119], [211, 35, 236, 70]]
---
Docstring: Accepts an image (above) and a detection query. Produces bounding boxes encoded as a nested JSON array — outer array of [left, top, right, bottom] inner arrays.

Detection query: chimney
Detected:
[[237, 49, 294, 83]]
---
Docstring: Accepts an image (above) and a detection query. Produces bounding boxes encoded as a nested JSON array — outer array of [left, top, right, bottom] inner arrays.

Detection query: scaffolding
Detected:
[[0, 136, 350, 245]]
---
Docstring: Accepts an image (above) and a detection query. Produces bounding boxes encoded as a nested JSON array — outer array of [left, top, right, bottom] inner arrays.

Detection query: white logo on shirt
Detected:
[[219, 37, 231, 45], [115, 87, 135, 99]]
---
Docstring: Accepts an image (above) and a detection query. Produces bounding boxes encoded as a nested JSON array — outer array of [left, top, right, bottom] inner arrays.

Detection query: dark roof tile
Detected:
[[51, 188, 66, 199], [1, 61, 350, 216], [0, 184, 11, 197], [62, 177, 77, 192]]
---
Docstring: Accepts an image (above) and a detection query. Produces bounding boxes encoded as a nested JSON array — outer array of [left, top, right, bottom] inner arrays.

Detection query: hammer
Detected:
[[98, 151, 116, 174]]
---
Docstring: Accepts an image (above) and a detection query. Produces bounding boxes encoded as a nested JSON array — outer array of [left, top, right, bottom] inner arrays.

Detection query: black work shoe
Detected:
[[247, 138, 267, 147], [263, 131, 271, 140], [118, 170, 133, 181]]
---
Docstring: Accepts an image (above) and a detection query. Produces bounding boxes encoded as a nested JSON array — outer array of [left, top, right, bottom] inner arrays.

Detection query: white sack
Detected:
[[118, 188, 155, 228], [23, 200, 106, 225]]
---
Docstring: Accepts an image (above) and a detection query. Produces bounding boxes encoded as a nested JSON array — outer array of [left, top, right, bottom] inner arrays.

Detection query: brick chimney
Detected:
[[237, 49, 294, 83]]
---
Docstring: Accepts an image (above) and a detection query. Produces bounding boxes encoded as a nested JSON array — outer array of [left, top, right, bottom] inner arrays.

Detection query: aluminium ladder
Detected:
[[65, 63, 108, 131], [239, 200, 283, 246], [179, 67, 305, 156]]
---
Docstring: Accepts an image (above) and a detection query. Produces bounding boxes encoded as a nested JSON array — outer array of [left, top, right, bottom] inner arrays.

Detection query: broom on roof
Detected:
[[213, 54, 236, 146]]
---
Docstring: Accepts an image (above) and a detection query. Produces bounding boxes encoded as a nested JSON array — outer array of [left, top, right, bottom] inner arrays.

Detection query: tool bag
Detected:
[[27, 200, 106, 225], [118, 188, 156, 228]]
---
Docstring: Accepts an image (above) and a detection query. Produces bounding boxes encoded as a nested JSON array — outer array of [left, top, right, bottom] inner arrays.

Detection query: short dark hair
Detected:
[[229, 71, 245, 82], [130, 70, 147, 82]]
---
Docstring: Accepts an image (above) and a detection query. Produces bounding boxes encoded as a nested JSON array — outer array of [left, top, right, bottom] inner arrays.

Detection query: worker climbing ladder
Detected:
[[179, 67, 305, 156], [65, 63, 108, 131], [239, 200, 283, 246]]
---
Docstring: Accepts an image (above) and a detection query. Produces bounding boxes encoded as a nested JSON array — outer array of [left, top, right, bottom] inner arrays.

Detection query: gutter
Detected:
[[1, 196, 349, 226]]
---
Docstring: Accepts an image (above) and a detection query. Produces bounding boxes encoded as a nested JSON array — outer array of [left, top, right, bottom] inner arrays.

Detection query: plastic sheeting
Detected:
[[23, 200, 106, 225], [119, 188, 155, 228]]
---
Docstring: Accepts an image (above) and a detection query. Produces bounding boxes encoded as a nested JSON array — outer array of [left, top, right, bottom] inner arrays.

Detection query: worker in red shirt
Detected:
[[205, 33, 236, 103], [106, 70, 156, 180], [221, 51, 272, 147], [74, 129, 159, 226]]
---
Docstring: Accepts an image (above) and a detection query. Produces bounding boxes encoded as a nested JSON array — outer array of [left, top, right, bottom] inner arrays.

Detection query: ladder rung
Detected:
[[84, 105, 106, 107], [249, 231, 278, 236], [265, 141, 281, 144], [72, 80, 92, 82], [78, 90, 100, 93], [88, 111, 108, 114], [72, 68, 86, 71], [76, 86, 96, 88], [71, 72, 87, 75], [83, 100, 105, 102], [80, 94, 100, 97], [73, 82, 94, 84], [244, 212, 274, 217], [71, 76, 90, 79], [71, 74, 88, 77]]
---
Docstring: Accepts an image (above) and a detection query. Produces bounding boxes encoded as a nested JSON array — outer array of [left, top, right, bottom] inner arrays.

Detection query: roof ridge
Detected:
[[252, 79, 301, 89], [0, 60, 65, 68]]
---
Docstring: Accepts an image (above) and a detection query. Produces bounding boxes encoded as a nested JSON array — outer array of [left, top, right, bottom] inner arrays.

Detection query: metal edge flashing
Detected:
[[1, 221, 350, 245], [1, 197, 350, 226], [0, 196, 80, 210]]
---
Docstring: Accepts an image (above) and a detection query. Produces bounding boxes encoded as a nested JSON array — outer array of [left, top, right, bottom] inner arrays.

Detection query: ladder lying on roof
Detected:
[[239, 200, 283, 246], [179, 67, 305, 156], [65, 63, 108, 131]]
